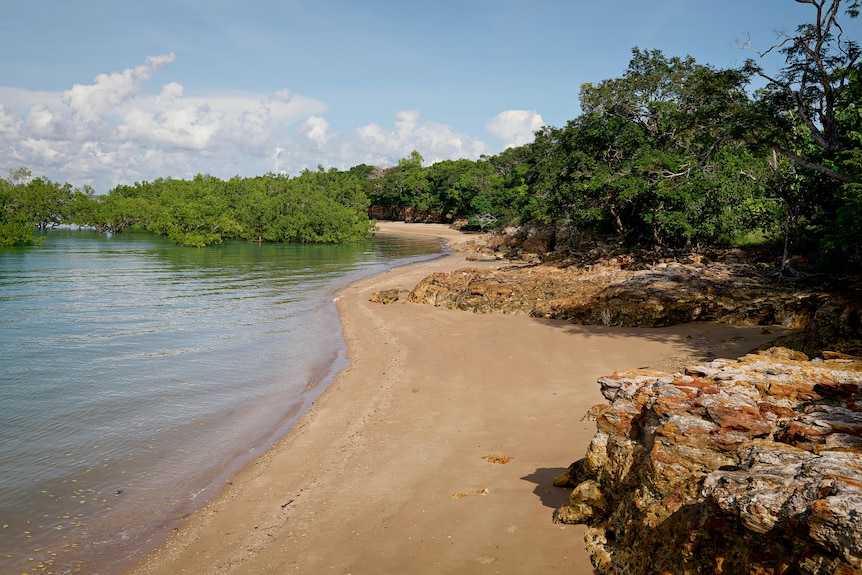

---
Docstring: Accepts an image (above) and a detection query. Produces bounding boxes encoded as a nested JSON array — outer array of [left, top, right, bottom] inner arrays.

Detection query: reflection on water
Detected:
[[0, 229, 442, 575]]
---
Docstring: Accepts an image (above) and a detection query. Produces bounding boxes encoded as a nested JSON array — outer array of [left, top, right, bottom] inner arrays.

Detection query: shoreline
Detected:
[[125, 222, 783, 574]]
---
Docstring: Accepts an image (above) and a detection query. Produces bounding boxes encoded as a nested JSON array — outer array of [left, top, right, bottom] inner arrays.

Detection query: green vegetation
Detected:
[[102, 169, 374, 246], [1, 168, 375, 247], [2, 0, 859, 272]]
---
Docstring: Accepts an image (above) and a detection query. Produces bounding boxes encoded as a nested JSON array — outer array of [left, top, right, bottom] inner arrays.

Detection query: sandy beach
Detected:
[[125, 222, 783, 575]]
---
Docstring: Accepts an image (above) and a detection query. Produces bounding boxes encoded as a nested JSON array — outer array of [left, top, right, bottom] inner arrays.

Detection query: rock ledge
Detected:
[[554, 348, 862, 574]]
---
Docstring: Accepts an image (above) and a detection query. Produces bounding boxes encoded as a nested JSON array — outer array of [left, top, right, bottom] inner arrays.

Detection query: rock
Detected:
[[422, 226, 862, 354], [407, 252, 861, 357], [369, 289, 401, 304], [555, 348, 862, 574], [553, 479, 608, 524], [768, 289, 862, 357], [408, 260, 830, 329]]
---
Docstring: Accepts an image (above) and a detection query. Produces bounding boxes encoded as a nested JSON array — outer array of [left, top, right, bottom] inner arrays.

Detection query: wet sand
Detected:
[[126, 222, 782, 575]]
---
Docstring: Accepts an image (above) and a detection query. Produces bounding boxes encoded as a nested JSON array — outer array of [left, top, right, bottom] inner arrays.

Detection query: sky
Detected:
[[1, 0, 858, 194]]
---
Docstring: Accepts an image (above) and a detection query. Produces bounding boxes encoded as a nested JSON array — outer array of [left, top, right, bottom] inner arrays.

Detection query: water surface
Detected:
[[0, 229, 443, 574]]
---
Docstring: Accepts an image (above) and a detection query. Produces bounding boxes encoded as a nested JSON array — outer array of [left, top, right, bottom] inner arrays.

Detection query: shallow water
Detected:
[[0, 228, 443, 575]]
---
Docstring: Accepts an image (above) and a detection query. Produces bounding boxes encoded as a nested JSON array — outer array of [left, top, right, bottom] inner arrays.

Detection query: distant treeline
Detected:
[[2, 1, 860, 273], [0, 168, 375, 247]]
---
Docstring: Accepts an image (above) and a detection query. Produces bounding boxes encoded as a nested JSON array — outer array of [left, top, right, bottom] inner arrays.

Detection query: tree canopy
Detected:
[[3, 1, 859, 272], [1, 169, 375, 247]]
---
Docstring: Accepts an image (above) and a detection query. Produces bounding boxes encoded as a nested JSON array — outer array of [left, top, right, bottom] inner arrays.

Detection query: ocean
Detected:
[[0, 228, 443, 575]]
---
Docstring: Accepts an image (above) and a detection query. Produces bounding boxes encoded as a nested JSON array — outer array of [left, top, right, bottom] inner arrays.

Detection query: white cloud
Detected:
[[0, 55, 331, 190], [352, 110, 487, 167], [25, 104, 62, 138], [485, 109, 544, 148], [0, 87, 64, 116], [117, 99, 223, 151], [21, 137, 64, 164], [0, 105, 22, 141], [0, 55, 510, 192], [160, 82, 185, 100], [300, 116, 331, 149], [62, 54, 177, 126]]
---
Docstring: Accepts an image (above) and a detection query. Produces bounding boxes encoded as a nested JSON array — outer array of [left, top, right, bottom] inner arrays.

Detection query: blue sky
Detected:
[[1, 0, 858, 193]]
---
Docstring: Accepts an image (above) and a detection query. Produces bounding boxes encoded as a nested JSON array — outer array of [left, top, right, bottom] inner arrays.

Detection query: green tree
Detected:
[[231, 176, 278, 243], [143, 175, 241, 246], [371, 151, 432, 211], [261, 170, 372, 243], [0, 168, 40, 246], [527, 49, 758, 248], [742, 0, 861, 270], [825, 63, 862, 265], [745, 0, 860, 182], [484, 145, 532, 224], [96, 183, 149, 234], [424, 159, 481, 220], [18, 176, 74, 230]]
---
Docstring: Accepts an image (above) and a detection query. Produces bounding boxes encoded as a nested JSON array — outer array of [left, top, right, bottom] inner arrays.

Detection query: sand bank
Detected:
[[126, 222, 782, 574]]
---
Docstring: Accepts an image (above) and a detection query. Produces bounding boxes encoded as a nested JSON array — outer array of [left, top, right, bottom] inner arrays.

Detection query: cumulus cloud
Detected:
[[0, 55, 513, 192], [117, 98, 223, 151], [62, 54, 177, 127], [25, 104, 63, 138], [353, 110, 487, 167], [0, 104, 22, 141], [485, 109, 544, 148], [21, 137, 64, 164], [299, 116, 331, 149], [0, 54, 330, 190]]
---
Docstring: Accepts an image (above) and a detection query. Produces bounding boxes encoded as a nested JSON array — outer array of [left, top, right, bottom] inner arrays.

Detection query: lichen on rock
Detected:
[[555, 348, 862, 574]]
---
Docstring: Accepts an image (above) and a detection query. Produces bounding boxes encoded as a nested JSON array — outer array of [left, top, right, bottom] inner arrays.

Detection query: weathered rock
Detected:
[[554, 349, 862, 574], [369, 289, 401, 304], [426, 226, 862, 355], [408, 261, 827, 329], [768, 289, 862, 357]]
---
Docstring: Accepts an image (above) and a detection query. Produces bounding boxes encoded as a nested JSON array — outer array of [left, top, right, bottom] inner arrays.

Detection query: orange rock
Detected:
[[556, 349, 862, 574]]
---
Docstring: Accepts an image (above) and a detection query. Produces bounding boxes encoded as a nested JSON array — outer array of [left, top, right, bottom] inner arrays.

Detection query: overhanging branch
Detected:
[[773, 147, 856, 183]]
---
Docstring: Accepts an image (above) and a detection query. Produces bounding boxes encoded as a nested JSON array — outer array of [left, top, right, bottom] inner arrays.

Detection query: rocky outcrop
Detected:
[[554, 348, 862, 574], [768, 287, 862, 357], [407, 237, 862, 357], [408, 262, 826, 329], [369, 288, 401, 304], [477, 222, 592, 262]]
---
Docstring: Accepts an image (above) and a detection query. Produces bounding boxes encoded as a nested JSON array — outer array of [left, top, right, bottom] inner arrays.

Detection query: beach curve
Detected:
[[125, 221, 781, 575]]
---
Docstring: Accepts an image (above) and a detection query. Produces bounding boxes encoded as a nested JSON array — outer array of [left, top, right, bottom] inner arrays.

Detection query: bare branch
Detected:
[[737, 31, 795, 59], [773, 146, 856, 182], [661, 166, 692, 179]]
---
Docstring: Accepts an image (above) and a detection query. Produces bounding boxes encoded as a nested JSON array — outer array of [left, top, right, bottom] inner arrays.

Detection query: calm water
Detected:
[[0, 228, 443, 575]]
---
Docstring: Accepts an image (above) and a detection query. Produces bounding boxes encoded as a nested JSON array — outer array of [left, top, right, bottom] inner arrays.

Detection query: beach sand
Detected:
[[125, 222, 783, 575]]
